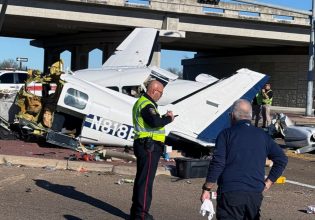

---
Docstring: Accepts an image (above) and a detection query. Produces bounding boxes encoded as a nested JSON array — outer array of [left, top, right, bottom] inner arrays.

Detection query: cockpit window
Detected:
[[64, 88, 88, 110]]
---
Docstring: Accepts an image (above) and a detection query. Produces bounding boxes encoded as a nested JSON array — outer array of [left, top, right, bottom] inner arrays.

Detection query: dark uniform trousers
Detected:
[[216, 191, 263, 220], [130, 138, 163, 220]]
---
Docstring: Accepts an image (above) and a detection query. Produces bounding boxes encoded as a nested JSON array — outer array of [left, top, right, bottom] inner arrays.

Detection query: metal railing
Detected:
[[78, 0, 310, 26]]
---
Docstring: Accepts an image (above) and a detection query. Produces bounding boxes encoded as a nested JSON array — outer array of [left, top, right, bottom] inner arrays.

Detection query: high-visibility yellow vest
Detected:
[[132, 95, 166, 143], [262, 90, 273, 105]]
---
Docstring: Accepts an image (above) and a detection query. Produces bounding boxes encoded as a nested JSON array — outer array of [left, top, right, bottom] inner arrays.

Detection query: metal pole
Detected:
[[0, 0, 9, 33], [306, 0, 315, 116]]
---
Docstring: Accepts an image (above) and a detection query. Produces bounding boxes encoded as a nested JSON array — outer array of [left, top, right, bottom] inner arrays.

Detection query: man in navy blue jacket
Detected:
[[200, 99, 288, 220]]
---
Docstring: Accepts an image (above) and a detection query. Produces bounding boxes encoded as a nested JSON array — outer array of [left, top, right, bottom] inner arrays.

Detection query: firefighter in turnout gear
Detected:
[[130, 80, 174, 220]]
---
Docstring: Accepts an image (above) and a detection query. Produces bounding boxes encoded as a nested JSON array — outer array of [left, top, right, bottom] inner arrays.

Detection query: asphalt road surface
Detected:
[[0, 155, 314, 220]]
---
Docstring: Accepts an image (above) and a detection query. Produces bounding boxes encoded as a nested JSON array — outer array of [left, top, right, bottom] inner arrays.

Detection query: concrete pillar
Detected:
[[101, 43, 117, 64], [162, 16, 179, 30], [71, 46, 90, 71], [43, 48, 61, 74], [150, 43, 161, 67]]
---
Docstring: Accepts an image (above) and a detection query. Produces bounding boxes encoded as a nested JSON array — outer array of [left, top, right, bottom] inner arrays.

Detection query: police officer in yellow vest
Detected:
[[261, 83, 273, 128], [130, 80, 174, 220]]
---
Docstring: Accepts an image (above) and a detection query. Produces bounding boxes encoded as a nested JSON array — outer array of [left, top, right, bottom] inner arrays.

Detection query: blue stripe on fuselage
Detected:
[[197, 75, 269, 142]]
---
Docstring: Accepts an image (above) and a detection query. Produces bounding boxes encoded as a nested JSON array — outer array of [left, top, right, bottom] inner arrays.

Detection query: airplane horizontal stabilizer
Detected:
[[103, 28, 158, 68], [169, 131, 215, 147], [167, 68, 269, 143]]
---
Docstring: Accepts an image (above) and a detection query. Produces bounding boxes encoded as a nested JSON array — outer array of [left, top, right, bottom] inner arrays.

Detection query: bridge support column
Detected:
[[101, 43, 118, 64], [150, 43, 161, 67], [43, 48, 61, 74], [71, 46, 90, 71]]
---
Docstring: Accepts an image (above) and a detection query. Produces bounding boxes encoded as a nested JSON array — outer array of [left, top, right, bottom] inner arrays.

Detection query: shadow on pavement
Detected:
[[63, 215, 83, 220], [34, 179, 128, 219]]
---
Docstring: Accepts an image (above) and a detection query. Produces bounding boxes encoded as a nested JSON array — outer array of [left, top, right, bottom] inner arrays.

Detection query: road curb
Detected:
[[0, 154, 172, 176], [0, 154, 113, 172], [113, 165, 137, 176], [112, 165, 171, 176]]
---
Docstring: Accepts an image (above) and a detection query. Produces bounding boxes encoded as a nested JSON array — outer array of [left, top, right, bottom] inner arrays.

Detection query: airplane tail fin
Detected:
[[166, 68, 269, 144], [102, 28, 158, 68]]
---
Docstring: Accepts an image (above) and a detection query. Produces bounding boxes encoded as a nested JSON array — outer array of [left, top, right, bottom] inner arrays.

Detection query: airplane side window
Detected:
[[122, 85, 142, 97], [64, 88, 88, 110], [107, 86, 119, 92]]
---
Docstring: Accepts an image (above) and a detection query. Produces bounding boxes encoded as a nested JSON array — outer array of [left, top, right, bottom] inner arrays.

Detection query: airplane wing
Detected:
[[103, 28, 159, 68], [163, 68, 269, 146]]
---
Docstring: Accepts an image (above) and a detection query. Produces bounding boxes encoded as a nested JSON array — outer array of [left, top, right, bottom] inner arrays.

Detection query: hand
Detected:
[[264, 178, 273, 192], [166, 110, 174, 121], [200, 190, 210, 203]]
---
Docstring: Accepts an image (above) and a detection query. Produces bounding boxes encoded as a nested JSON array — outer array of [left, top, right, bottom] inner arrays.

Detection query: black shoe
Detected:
[[129, 213, 154, 220], [145, 214, 154, 220]]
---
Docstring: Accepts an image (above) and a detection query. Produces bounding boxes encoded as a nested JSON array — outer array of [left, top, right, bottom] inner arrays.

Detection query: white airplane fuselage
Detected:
[[74, 66, 210, 105]]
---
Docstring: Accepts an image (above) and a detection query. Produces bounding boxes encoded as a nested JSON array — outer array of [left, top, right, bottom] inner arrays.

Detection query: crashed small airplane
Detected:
[[0, 28, 268, 156], [269, 113, 315, 154]]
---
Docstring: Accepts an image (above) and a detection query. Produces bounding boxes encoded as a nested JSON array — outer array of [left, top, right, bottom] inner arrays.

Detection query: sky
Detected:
[[0, 0, 312, 72]]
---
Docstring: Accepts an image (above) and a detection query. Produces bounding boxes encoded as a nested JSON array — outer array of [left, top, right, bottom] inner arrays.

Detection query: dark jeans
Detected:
[[216, 191, 263, 220], [130, 139, 163, 220]]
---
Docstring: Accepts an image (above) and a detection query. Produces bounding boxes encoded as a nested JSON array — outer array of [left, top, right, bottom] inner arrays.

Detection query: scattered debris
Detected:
[[25, 188, 32, 193], [307, 205, 315, 214], [101, 149, 136, 162], [82, 153, 93, 161], [115, 178, 135, 185], [186, 180, 192, 184], [275, 176, 286, 184], [67, 154, 79, 161], [163, 165, 173, 171], [269, 113, 315, 154], [4, 161, 12, 167], [43, 166, 56, 171], [94, 155, 103, 161], [79, 167, 88, 173]]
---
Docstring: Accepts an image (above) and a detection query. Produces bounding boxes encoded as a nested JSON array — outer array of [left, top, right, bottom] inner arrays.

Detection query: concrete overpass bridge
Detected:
[[0, 0, 312, 107]]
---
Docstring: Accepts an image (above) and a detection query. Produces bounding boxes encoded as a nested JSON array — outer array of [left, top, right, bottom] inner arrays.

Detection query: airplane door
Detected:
[[80, 102, 111, 144], [57, 83, 91, 115]]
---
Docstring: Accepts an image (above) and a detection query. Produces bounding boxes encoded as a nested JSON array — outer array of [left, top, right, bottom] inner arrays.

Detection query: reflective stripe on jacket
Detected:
[[132, 95, 166, 142], [262, 90, 273, 105]]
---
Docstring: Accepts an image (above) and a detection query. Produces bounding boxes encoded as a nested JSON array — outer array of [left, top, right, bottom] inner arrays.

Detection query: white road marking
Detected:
[[285, 179, 315, 189]]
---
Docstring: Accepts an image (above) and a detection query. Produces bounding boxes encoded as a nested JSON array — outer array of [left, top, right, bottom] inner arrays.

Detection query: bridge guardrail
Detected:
[[153, 0, 310, 25], [74, 0, 310, 26]]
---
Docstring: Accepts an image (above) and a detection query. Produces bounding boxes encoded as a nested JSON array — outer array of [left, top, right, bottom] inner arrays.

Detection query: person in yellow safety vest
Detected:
[[130, 80, 174, 220], [261, 83, 273, 128], [252, 92, 263, 127]]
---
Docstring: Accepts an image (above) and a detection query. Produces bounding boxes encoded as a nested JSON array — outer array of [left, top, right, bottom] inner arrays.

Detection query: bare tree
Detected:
[[0, 59, 19, 69], [167, 67, 183, 79]]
